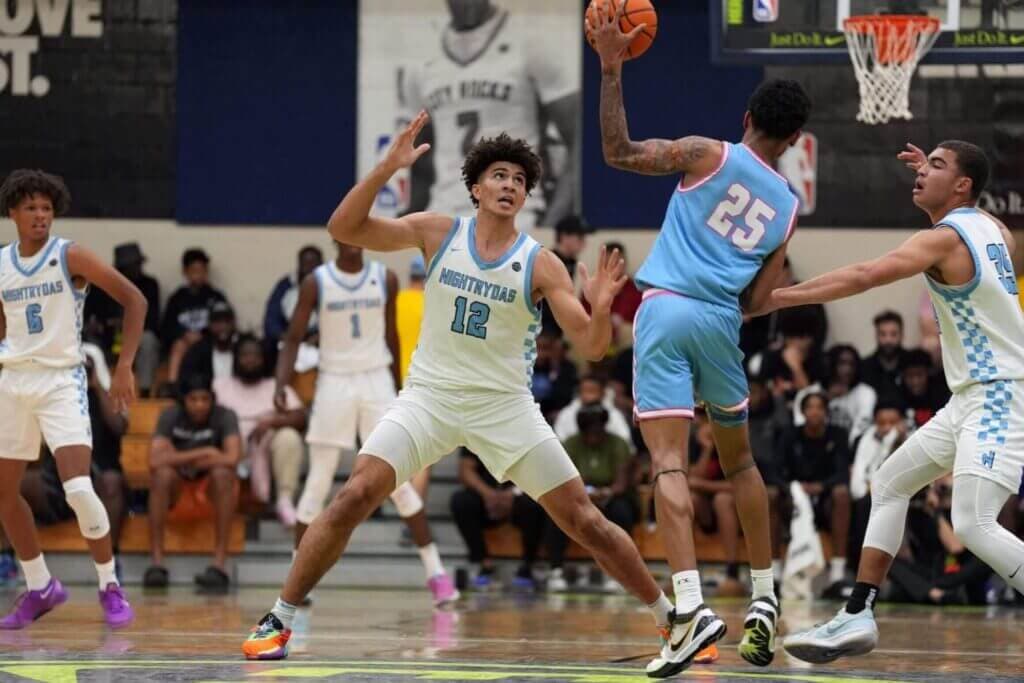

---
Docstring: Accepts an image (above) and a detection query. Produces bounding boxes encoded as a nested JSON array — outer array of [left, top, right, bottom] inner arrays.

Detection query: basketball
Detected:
[[585, 0, 658, 61]]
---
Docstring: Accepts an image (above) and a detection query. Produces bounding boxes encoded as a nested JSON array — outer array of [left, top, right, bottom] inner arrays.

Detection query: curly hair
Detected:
[[748, 79, 812, 141], [0, 169, 71, 216], [461, 133, 543, 207]]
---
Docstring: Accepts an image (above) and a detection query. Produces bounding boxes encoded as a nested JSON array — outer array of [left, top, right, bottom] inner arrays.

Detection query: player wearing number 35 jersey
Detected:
[[592, 6, 812, 674]]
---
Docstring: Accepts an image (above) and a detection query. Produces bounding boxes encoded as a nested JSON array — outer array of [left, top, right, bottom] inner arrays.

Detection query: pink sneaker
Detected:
[[98, 583, 134, 628], [0, 578, 67, 629], [276, 497, 297, 528], [427, 573, 460, 607]]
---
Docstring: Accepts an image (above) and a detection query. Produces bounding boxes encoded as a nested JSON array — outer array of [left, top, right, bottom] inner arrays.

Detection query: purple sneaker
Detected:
[[99, 583, 134, 628], [0, 578, 68, 629], [428, 573, 460, 607]]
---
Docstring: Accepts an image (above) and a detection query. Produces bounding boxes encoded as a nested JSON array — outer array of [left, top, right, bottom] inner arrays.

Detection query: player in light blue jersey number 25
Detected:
[[590, 1, 812, 676]]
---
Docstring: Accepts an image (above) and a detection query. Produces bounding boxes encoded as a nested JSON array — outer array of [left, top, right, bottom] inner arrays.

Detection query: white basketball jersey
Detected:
[[925, 208, 1024, 393], [402, 10, 577, 226], [0, 236, 85, 368], [315, 260, 392, 375], [407, 217, 542, 394]]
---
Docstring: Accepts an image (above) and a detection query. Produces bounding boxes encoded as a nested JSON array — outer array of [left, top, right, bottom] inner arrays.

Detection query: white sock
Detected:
[[672, 570, 703, 616], [750, 567, 775, 601], [772, 559, 783, 580], [830, 557, 847, 583], [95, 559, 118, 589], [647, 592, 674, 627], [418, 542, 445, 579], [272, 597, 297, 629], [19, 554, 51, 592]]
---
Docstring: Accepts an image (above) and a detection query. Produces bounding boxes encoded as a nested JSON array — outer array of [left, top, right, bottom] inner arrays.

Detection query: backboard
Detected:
[[714, 0, 1024, 63]]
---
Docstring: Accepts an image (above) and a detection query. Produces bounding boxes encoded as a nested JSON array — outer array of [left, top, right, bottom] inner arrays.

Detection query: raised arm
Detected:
[[588, 0, 723, 176], [534, 245, 627, 361], [327, 110, 451, 257], [273, 273, 317, 412]]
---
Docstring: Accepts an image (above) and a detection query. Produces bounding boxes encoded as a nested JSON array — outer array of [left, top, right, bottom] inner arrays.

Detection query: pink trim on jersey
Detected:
[[641, 288, 682, 302], [711, 398, 750, 413], [677, 142, 730, 193], [741, 143, 789, 185], [634, 407, 695, 421], [783, 197, 799, 242]]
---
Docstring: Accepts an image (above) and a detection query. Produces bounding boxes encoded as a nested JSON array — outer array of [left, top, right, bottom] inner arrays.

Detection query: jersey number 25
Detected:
[[706, 183, 776, 252]]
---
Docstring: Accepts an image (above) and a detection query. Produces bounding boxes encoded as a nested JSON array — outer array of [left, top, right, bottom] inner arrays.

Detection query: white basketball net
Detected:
[[843, 16, 941, 125]]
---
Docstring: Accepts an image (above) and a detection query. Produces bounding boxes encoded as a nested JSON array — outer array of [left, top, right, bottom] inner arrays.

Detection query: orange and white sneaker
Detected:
[[242, 613, 292, 660], [694, 643, 719, 663]]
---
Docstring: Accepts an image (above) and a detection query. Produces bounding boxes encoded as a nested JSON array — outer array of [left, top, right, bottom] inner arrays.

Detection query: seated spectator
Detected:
[[777, 392, 852, 597], [146, 374, 241, 590], [608, 346, 645, 451], [83, 242, 162, 396], [449, 449, 547, 591], [793, 345, 877, 445], [531, 329, 578, 421], [542, 215, 589, 336], [900, 349, 950, 431], [740, 257, 828, 357], [263, 245, 322, 350], [862, 310, 910, 397], [885, 476, 991, 606], [581, 242, 641, 350], [848, 399, 906, 570], [163, 249, 230, 384], [747, 369, 792, 578], [213, 334, 307, 527], [546, 402, 637, 593], [177, 301, 238, 389], [554, 375, 633, 450], [757, 307, 826, 401], [397, 254, 427, 384]]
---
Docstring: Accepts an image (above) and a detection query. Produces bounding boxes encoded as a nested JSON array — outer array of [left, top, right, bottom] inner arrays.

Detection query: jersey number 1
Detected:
[[707, 183, 776, 252], [451, 296, 489, 339], [25, 303, 43, 335]]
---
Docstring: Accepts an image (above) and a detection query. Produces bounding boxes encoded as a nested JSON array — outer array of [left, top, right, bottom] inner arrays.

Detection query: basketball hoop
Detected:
[[843, 15, 941, 125]]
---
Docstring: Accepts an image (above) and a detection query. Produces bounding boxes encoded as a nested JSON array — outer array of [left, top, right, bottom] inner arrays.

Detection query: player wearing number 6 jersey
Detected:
[[243, 112, 678, 667], [589, 2, 812, 675]]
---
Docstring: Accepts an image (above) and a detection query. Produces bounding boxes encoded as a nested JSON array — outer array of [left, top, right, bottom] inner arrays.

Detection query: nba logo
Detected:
[[753, 0, 779, 22], [778, 132, 817, 216]]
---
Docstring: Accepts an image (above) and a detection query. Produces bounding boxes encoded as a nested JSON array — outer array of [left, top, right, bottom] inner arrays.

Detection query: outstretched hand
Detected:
[[586, 0, 646, 68], [385, 110, 432, 171], [897, 142, 927, 172], [580, 245, 628, 314]]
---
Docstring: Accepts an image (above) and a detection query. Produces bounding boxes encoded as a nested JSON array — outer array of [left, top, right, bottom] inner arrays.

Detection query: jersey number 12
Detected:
[[451, 296, 489, 339], [707, 183, 776, 252]]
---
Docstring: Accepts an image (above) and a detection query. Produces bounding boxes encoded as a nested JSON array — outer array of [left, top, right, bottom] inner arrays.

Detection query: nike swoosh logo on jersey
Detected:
[[1011, 564, 1022, 579]]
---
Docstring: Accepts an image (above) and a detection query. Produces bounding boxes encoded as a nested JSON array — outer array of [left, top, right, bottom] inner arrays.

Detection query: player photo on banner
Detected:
[[358, 0, 582, 230]]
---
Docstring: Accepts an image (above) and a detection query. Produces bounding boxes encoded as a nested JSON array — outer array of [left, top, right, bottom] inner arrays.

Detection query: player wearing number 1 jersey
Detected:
[[589, 3, 812, 676]]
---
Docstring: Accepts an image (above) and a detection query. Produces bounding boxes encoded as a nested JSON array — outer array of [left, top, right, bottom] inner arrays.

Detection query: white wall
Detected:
[[43, 220, 925, 354]]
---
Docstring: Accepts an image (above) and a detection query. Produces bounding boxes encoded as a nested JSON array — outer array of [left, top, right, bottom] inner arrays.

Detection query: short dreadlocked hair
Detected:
[[0, 169, 71, 216], [461, 133, 542, 207]]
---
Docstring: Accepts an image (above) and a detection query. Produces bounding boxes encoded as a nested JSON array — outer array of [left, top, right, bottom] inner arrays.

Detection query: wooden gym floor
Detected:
[[0, 586, 1020, 682]]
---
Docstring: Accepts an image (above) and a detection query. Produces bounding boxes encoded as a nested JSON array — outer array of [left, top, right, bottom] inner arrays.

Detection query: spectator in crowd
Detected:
[[546, 402, 637, 592], [885, 476, 991, 606], [542, 215, 590, 335], [686, 412, 744, 594], [746, 369, 792, 579], [145, 374, 241, 590], [608, 346, 645, 452], [793, 345, 877, 445], [777, 392, 852, 597], [757, 307, 825, 401], [901, 349, 950, 431], [918, 290, 942, 369], [163, 249, 230, 384], [449, 449, 547, 591], [554, 375, 633, 449], [740, 257, 828, 357], [848, 399, 906, 569], [177, 301, 238, 388], [263, 245, 322, 350], [862, 310, 909, 397], [213, 334, 307, 527], [581, 242, 641, 349], [84, 242, 162, 396], [531, 329, 578, 421]]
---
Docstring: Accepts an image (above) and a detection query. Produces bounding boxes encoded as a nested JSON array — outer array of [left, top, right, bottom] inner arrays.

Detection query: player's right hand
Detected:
[[586, 0, 646, 67], [385, 110, 432, 170], [897, 143, 927, 172]]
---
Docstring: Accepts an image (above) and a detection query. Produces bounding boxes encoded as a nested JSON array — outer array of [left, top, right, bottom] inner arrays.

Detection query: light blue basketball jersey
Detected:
[[635, 142, 799, 310]]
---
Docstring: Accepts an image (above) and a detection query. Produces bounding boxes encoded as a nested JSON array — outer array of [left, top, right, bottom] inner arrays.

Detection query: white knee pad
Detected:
[[62, 476, 110, 540], [390, 481, 423, 518], [296, 445, 343, 525]]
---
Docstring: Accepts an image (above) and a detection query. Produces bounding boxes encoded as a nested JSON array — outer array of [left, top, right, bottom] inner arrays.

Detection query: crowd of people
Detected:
[[2, 218, 1021, 608]]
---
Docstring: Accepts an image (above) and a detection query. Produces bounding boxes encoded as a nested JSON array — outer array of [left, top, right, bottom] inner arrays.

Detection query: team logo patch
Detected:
[[49, 259, 57, 267], [512, 262, 521, 272]]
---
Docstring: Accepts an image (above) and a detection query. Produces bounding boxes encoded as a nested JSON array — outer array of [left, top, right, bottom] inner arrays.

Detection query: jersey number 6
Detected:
[[706, 183, 776, 252], [25, 303, 43, 335]]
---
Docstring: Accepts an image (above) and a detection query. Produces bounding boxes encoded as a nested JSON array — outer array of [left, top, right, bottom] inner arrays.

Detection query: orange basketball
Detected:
[[585, 0, 658, 61]]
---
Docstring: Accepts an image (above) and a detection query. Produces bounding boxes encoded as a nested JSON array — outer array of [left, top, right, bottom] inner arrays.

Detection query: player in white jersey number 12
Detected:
[[762, 141, 1024, 664], [0, 170, 148, 629], [242, 111, 677, 664]]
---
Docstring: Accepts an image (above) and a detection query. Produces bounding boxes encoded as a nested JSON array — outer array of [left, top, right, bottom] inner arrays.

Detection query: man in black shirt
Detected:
[[862, 311, 910, 397], [145, 374, 241, 590], [178, 301, 239, 389], [162, 249, 230, 386], [778, 392, 852, 597], [541, 215, 590, 336]]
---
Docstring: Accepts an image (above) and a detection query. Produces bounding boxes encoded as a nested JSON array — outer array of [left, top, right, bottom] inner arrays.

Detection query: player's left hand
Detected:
[[586, 0, 646, 67], [109, 362, 136, 413], [580, 245, 628, 314], [897, 143, 927, 172]]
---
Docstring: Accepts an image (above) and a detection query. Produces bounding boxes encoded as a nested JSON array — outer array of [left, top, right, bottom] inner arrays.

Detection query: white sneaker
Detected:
[[547, 568, 569, 593], [646, 605, 726, 678], [783, 607, 878, 664]]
